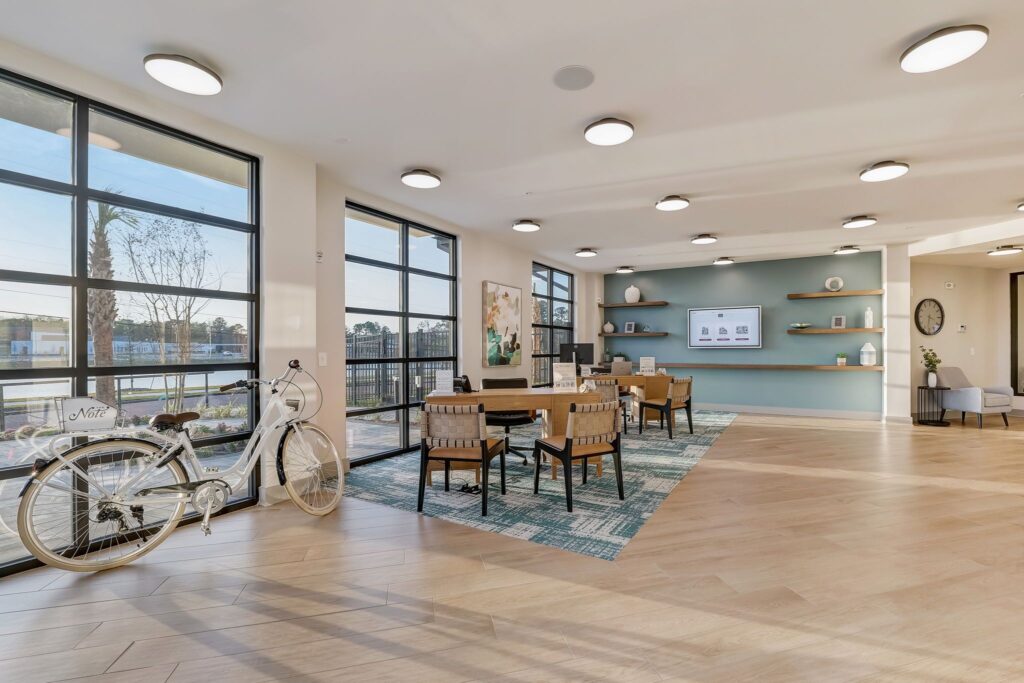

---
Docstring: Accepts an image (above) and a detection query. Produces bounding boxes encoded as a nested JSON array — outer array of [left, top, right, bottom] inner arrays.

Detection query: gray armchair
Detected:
[[936, 367, 1012, 428]]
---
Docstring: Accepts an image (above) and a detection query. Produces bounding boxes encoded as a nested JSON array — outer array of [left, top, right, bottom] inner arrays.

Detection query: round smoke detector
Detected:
[[553, 65, 594, 91]]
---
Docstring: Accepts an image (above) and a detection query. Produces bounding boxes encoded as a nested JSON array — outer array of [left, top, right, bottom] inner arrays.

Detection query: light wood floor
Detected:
[[4, 413, 1024, 682]]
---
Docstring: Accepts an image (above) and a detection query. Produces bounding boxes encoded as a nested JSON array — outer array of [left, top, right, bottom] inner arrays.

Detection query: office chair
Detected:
[[480, 377, 536, 464]]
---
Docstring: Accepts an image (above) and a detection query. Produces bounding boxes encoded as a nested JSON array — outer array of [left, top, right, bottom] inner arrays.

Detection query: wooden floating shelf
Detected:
[[653, 363, 884, 372], [599, 332, 669, 337], [787, 327, 884, 335], [788, 289, 884, 300], [598, 300, 669, 309]]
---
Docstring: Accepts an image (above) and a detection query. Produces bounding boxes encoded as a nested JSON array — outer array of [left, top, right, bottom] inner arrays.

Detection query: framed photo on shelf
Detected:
[[623, 321, 636, 334], [831, 315, 847, 329]]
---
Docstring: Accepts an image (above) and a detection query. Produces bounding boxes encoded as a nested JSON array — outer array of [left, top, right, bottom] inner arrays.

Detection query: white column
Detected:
[[882, 244, 912, 422]]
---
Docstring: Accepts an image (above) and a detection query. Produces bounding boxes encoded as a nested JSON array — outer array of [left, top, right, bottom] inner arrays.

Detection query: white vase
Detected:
[[928, 371, 937, 388], [624, 285, 641, 304], [603, 321, 615, 334], [860, 342, 876, 366], [864, 306, 874, 329]]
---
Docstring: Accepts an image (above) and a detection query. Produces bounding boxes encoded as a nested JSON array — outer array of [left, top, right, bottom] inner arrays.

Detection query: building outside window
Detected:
[[344, 203, 456, 462], [531, 263, 574, 386], [0, 69, 260, 574]]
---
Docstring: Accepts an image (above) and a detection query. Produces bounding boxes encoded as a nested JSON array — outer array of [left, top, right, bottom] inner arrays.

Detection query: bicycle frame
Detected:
[[36, 380, 310, 508]]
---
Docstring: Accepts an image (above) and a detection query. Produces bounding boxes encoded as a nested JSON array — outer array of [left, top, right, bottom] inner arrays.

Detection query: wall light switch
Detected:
[[318, 352, 327, 367], [970, 347, 975, 356]]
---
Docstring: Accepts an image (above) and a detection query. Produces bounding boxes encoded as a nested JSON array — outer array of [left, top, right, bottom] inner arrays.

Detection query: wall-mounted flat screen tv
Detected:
[[688, 306, 762, 349]]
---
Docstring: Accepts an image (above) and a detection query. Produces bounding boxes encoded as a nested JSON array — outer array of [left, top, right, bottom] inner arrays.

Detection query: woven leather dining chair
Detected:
[[417, 403, 505, 516], [532, 401, 624, 512], [637, 376, 693, 439]]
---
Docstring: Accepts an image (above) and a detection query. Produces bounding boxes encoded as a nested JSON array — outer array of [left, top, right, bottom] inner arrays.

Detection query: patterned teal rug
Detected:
[[343, 411, 735, 560]]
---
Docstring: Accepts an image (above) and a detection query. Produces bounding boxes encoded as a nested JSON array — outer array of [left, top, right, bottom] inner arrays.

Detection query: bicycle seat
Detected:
[[149, 412, 201, 430]]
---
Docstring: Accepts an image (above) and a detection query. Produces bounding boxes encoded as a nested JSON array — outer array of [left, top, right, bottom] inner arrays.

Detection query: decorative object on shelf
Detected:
[[603, 348, 612, 363], [831, 315, 847, 329], [864, 306, 874, 328], [860, 342, 877, 366], [623, 321, 636, 334], [836, 352, 847, 367], [640, 324, 652, 332], [614, 355, 627, 362], [789, 322, 812, 329], [483, 281, 522, 367], [824, 276, 844, 292], [624, 284, 641, 304], [602, 321, 615, 334], [920, 346, 941, 387], [915, 298, 945, 335]]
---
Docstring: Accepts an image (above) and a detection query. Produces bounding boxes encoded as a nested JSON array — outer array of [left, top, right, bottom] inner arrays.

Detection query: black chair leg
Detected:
[[939, 409, 946, 422], [638, 411, 644, 435], [417, 449, 429, 512], [612, 449, 624, 500], [481, 457, 490, 516], [1003, 412, 1010, 427], [978, 413, 983, 429], [532, 446, 541, 494], [499, 451, 507, 494], [444, 461, 451, 491], [686, 402, 693, 434], [562, 455, 573, 512], [659, 413, 664, 430], [582, 457, 588, 484], [666, 407, 673, 440], [962, 411, 966, 424]]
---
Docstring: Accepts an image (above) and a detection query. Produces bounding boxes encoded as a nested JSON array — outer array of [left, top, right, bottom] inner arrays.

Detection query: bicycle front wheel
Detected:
[[18, 439, 188, 572], [280, 423, 343, 515]]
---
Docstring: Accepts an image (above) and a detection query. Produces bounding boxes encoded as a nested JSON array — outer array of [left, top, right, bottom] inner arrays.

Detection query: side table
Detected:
[[917, 386, 950, 426]]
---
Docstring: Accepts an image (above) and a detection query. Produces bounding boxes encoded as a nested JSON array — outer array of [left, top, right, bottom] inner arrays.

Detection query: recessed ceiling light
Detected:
[[615, 266, 635, 274], [691, 234, 717, 245], [900, 25, 989, 74], [512, 219, 540, 233], [713, 257, 734, 266], [988, 245, 1023, 256], [843, 215, 877, 229], [584, 118, 633, 146], [143, 54, 222, 95], [655, 195, 690, 211], [575, 248, 598, 258], [834, 245, 861, 255], [553, 65, 594, 91], [400, 169, 441, 189], [859, 161, 910, 183], [55, 127, 121, 150]]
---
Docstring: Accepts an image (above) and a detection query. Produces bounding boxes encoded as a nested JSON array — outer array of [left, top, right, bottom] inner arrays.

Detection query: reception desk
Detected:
[[425, 387, 600, 437]]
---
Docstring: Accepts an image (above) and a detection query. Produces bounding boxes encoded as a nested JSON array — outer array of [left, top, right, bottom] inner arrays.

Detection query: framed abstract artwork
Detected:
[[483, 281, 522, 367]]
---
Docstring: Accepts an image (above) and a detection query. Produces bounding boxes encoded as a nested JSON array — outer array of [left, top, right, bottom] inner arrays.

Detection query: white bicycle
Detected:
[[16, 360, 343, 572]]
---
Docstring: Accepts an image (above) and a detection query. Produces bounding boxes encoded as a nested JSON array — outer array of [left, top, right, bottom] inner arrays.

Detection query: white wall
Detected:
[[883, 244, 912, 422]]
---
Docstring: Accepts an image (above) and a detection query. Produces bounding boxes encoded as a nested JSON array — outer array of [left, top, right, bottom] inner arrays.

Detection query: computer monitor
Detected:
[[558, 343, 594, 366]]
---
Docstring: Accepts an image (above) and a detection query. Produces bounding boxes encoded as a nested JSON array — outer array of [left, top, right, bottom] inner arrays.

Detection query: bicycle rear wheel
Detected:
[[17, 439, 188, 572], [279, 423, 343, 515]]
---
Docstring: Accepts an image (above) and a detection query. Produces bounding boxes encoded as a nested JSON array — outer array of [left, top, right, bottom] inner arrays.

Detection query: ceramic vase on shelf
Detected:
[[927, 371, 938, 388], [624, 285, 641, 304], [864, 306, 874, 329], [603, 321, 615, 334], [860, 342, 877, 366]]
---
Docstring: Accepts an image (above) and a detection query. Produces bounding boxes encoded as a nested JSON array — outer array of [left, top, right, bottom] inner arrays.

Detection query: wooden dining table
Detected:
[[425, 387, 600, 438]]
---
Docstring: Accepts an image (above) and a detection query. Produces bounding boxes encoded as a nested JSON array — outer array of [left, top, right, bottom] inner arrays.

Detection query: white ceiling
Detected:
[[3, 0, 1024, 272], [913, 234, 1024, 268]]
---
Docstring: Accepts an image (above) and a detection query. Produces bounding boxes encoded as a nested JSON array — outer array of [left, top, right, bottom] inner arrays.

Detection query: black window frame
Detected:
[[344, 201, 457, 464], [531, 262, 574, 387], [0, 67, 261, 578]]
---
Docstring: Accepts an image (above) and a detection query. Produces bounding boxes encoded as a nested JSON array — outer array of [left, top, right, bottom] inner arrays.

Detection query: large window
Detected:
[[531, 263, 574, 386], [0, 69, 259, 574], [345, 203, 456, 462]]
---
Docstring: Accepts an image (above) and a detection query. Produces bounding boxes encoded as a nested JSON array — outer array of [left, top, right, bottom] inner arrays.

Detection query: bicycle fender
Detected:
[[275, 423, 298, 485]]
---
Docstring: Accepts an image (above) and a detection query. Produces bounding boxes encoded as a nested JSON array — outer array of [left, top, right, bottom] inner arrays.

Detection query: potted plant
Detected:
[[836, 352, 847, 367], [920, 346, 941, 387]]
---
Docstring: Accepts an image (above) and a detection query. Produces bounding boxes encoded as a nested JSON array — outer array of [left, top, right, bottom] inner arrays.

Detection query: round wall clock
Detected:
[[915, 298, 945, 335]]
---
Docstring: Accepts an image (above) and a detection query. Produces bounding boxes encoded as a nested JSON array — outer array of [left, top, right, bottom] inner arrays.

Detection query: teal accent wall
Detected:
[[603, 253, 883, 414]]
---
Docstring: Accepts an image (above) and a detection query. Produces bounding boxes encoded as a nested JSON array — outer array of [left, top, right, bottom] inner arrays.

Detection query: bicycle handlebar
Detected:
[[218, 361, 303, 392]]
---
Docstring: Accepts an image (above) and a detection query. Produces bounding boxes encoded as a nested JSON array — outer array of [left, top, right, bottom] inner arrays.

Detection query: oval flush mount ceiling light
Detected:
[[400, 169, 441, 189], [987, 245, 1023, 256], [655, 195, 690, 211], [859, 161, 910, 183], [1017, 201, 1024, 212], [615, 266, 635, 274], [834, 245, 861, 255], [55, 127, 121, 150], [584, 118, 633, 146], [690, 234, 718, 245], [512, 219, 540, 233], [575, 247, 598, 258], [143, 54, 222, 95], [900, 25, 989, 74], [843, 215, 878, 229], [713, 257, 735, 266]]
